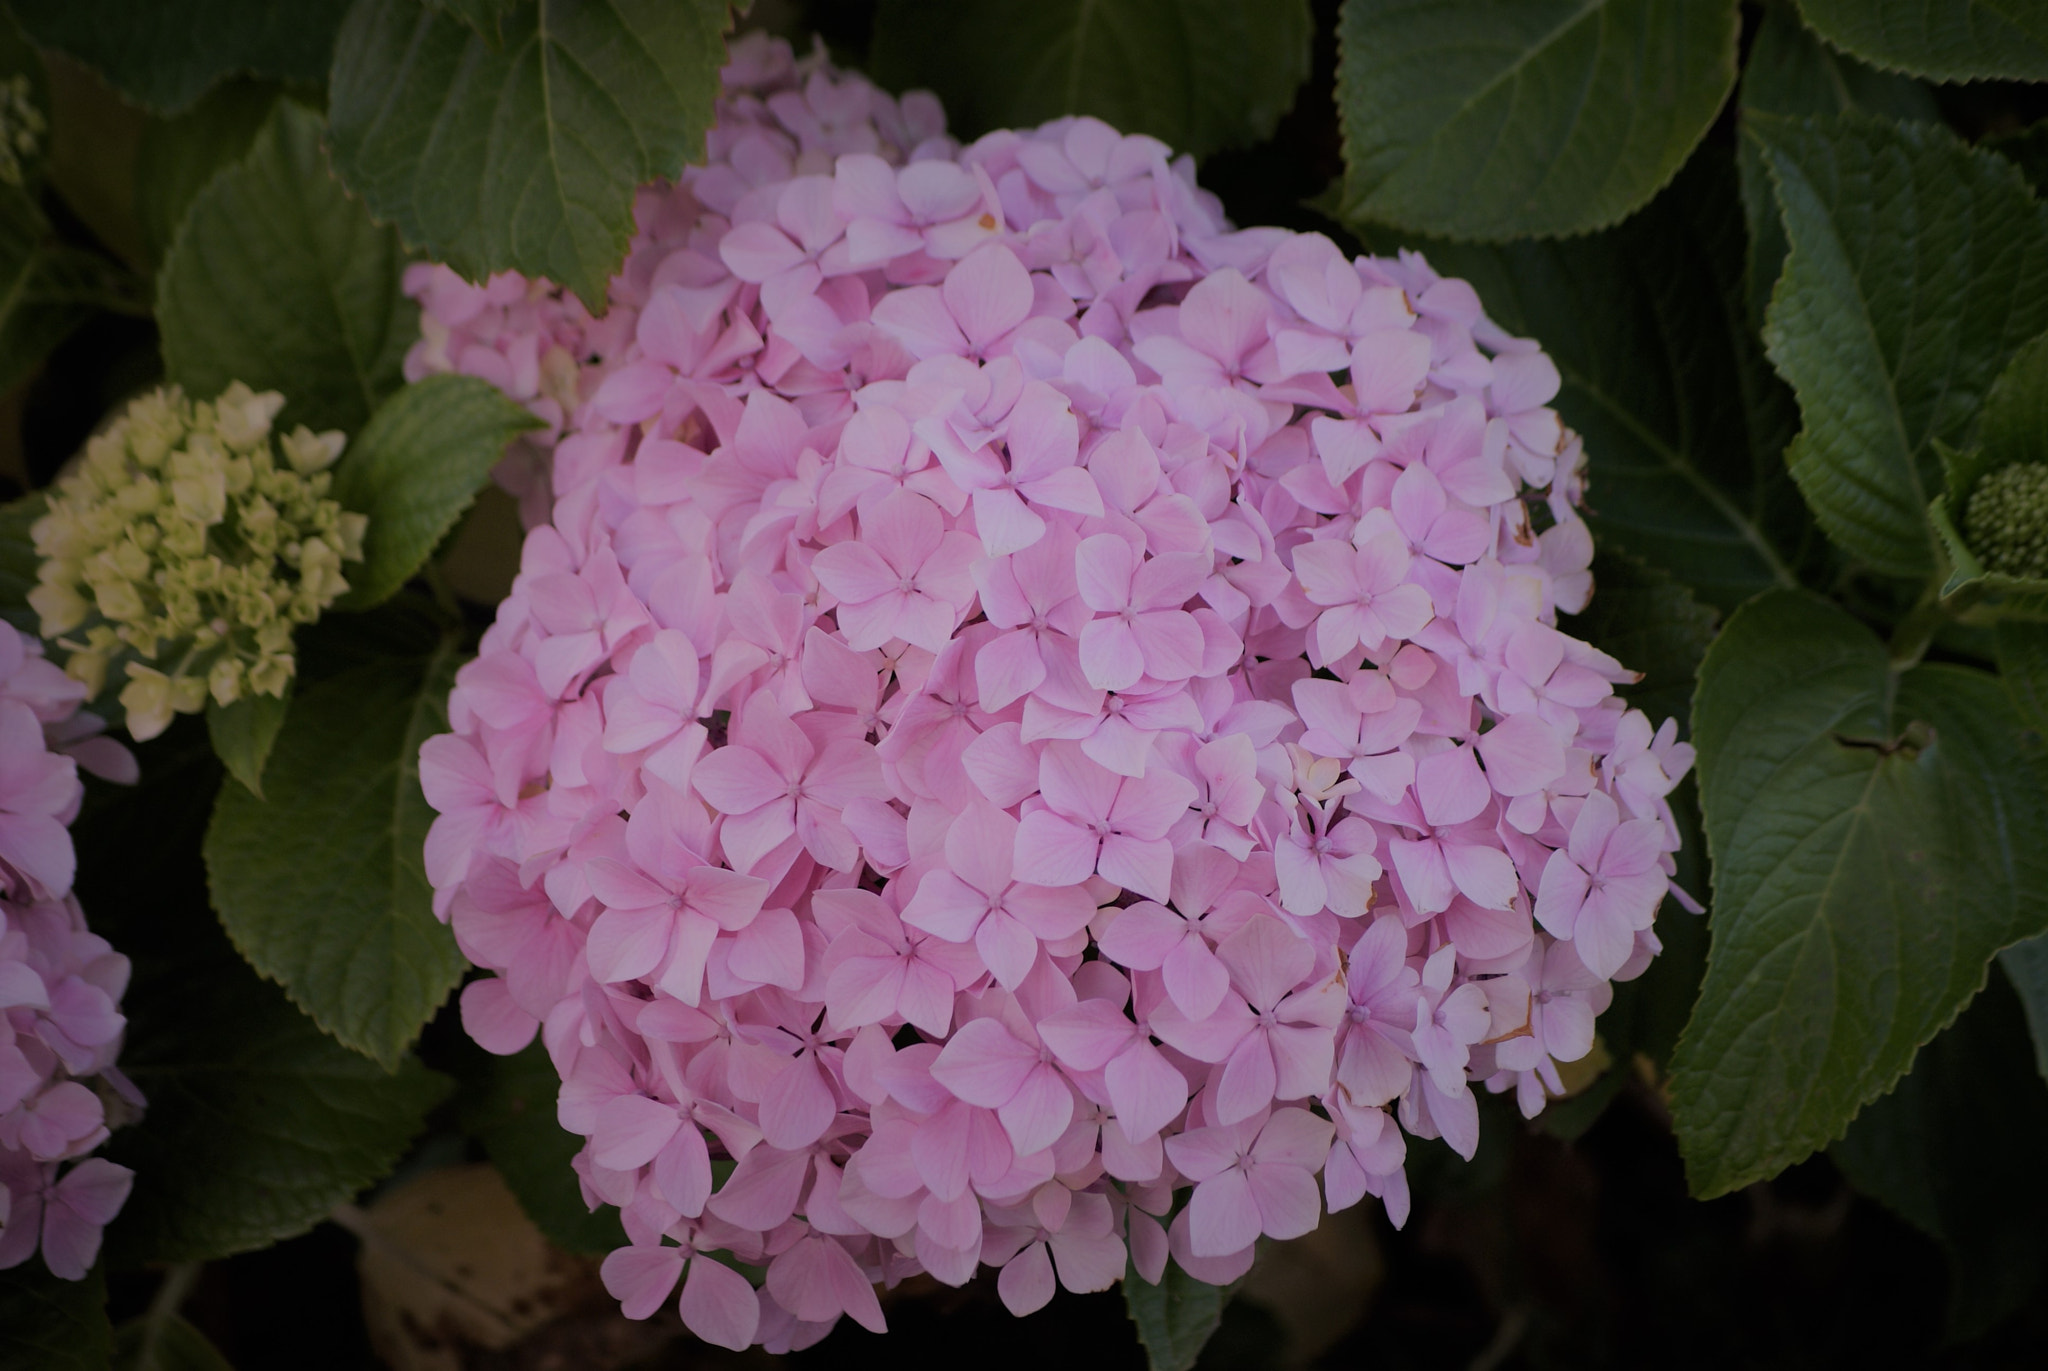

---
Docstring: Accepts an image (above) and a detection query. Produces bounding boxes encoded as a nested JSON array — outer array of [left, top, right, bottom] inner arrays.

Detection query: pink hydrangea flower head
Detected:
[[415, 35, 1693, 1346]]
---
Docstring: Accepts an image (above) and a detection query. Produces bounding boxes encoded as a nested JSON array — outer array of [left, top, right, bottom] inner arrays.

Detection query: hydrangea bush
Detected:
[[405, 35, 1693, 1348], [7, 2, 2048, 1365]]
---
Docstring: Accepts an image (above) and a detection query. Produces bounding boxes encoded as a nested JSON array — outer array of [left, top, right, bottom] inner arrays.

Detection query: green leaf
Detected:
[[1562, 551, 1718, 728], [1333, 0, 1739, 241], [0, 181, 143, 398], [133, 79, 280, 266], [1831, 966, 2048, 1337], [205, 686, 289, 798], [1924, 340, 2048, 613], [325, 0, 734, 311], [1988, 119, 2048, 195], [1366, 150, 1805, 609], [8, 0, 350, 115], [1735, 0, 1936, 333], [1123, 1263, 1235, 1371], [0, 491, 47, 634], [1998, 618, 2048, 734], [157, 98, 416, 435], [73, 725, 451, 1267], [1753, 112, 2048, 579], [205, 633, 467, 1068], [1671, 590, 2048, 1196], [1977, 328, 2048, 471], [1793, 0, 2048, 85], [425, 0, 520, 42], [456, 1039, 625, 1255], [0, 1265, 109, 1371], [112, 1313, 234, 1371], [2002, 933, 2048, 1085], [869, 0, 1311, 160], [332, 375, 542, 610], [106, 946, 452, 1264]]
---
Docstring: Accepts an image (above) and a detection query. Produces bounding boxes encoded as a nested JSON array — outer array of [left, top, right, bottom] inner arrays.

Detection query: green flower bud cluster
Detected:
[[0, 73, 43, 188], [29, 382, 367, 740], [1965, 461, 2048, 581]]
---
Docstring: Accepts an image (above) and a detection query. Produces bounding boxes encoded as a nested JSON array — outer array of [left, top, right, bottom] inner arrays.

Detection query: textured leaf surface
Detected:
[[1383, 152, 1804, 609], [457, 1039, 625, 1255], [1735, 1, 1936, 331], [78, 729, 449, 1266], [134, 79, 280, 266], [1671, 591, 2048, 1196], [332, 375, 542, 609], [1335, 0, 1739, 240], [1794, 0, 2048, 85], [0, 1266, 108, 1371], [326, 0, 733, 310], [9, 0, 349, 114], [157, 99, 415, 435], [1832, 968, 2048, 1336], [870, 0, 1311, 159], [1124, 1263, 1233, 1371], [206, 638, 467, 1068], [1754, 113, 2048, 578]]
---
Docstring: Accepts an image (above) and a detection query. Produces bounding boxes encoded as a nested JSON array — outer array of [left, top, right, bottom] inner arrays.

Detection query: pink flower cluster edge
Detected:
[[412, 33, 1697, 1352], [0, 624, 139, 1280]]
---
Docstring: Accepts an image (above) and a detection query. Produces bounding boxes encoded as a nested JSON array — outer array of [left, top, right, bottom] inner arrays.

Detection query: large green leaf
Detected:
[[133, 79, 280, 266], [456, 1039, 624, 1255], [325, 0, 733, 311], [1831, 966, 2048, 1337], [0, 1266, 109, 1371], [869, 0, 1311, 160], [1794, 0, 2048, 85], [205, 634, 468, 1069], [1123, 1263, 1235, 1371], [332, 375, 542, 610], [1333, 0, 1739, 241], [1735, 1, 1936, 333], [1753, 113, 2048, 579], [157, 98, 415, 436], [1670, 590, 2048, 1197], [1378, 151, 1805, 609], [9, 0, 349, 115], [75, 727, 450, 1267]]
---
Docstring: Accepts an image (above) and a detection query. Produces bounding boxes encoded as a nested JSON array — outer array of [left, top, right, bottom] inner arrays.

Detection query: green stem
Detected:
[[134, 1263, 203, 1364], [1888, 584, 1948, 670]]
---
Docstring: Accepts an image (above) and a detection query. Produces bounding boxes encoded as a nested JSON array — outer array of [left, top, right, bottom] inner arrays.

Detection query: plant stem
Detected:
[[1888, 584, 1948, 670]]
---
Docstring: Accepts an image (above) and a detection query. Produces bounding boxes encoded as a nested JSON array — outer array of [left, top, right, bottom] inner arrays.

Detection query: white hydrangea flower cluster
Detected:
[[29, 382, 367, 739]]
